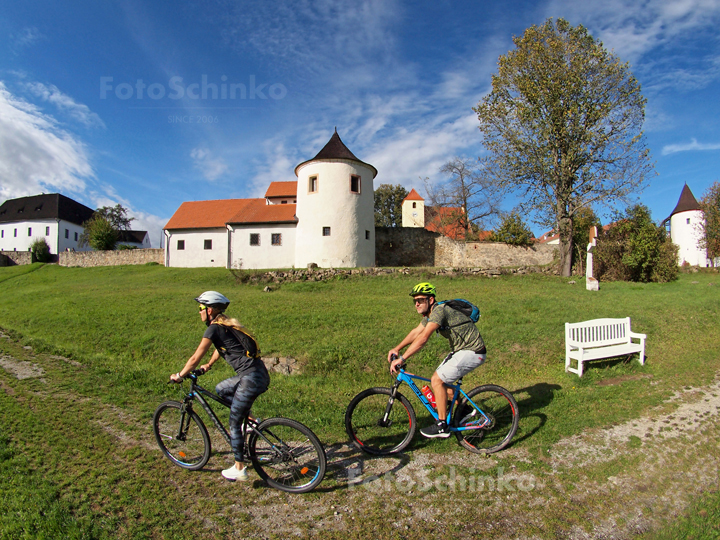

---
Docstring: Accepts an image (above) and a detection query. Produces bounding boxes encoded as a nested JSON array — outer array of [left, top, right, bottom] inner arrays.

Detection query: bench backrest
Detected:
[[565, 317, 632, 347]]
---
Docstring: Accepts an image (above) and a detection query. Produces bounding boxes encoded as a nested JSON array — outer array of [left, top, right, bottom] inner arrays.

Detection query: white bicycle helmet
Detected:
[[194, 291, 230, 311]]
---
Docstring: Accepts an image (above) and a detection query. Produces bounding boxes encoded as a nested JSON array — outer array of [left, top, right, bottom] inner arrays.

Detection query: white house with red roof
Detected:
[[163, 130, 377, 269]]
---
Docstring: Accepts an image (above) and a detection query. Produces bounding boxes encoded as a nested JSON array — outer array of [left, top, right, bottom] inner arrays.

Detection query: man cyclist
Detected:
[[388, 282, 486, 438]]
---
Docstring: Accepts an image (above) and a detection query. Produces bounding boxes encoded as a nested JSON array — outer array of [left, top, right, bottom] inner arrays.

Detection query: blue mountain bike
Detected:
[[345, 361, 519, 455]]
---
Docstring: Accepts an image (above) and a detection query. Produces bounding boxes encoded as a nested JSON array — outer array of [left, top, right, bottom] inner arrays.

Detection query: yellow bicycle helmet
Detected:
[[409, 282, 436, 297]]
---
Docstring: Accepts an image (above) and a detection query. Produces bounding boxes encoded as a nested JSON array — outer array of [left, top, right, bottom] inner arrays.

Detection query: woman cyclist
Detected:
[[170, 291, 270, 481]]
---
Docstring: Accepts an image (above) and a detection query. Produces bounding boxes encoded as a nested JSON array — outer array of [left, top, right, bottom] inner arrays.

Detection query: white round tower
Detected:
[[294, 130, 377, 268], [666, 184, 708, 267]]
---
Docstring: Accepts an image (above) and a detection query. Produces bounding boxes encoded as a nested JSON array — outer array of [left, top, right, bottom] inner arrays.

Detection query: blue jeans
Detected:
[[215, 368, 270, 462]]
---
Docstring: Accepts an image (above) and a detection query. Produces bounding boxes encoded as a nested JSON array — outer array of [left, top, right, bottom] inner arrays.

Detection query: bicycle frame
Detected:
[[180, 375, 233, 447], [391, 368, 490, 431]]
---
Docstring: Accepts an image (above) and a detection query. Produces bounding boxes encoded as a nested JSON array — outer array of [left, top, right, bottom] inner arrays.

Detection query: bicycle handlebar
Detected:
[[167, 368, 206, 384]]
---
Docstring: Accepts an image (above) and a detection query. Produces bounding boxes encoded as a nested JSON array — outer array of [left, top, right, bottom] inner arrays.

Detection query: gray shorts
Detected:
[[435, 350, 486, 384]]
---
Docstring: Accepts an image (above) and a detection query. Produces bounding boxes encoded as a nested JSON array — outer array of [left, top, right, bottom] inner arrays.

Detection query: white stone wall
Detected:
[[0, 219, 89, 254], [671, 210, 707, 266], [165, 228, 229, 267], [230, 223, 296, 269], [294, 159, 375, 268]]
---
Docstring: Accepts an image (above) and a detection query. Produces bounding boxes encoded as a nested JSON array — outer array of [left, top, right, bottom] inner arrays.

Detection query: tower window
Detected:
[[365, 230, 370, 240], [309, 175, 318, 193], [322, 227, 331, 236], [177, 240, 185, 250], [204, 239, 212, 250], [272, 233, 282, 246], [686, 218, 691, 224], [412, 202, 416, 208], [250, 233, 260, 246], [350, 175, 361, 194], [28, 227, 32, 236], [45, 226, 50, 236]]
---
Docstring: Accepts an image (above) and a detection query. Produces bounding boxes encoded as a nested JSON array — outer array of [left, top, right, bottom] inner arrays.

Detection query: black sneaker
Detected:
[[420, 421, 451, 439]]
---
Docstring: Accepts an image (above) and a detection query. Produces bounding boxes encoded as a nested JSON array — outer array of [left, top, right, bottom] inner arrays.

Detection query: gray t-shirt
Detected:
[[422, 302, 485, 353]]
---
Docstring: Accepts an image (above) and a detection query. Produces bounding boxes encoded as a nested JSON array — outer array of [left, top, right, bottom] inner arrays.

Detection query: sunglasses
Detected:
[[198, 304, 207, 311], [413, 297, 429, 304]]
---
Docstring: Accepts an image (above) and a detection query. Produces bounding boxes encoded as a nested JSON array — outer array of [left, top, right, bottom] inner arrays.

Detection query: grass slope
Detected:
[[0, 263, 718, 538]]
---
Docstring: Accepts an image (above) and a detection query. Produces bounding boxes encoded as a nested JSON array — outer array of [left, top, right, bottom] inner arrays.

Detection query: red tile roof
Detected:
[[265, 181, 297, 198], [164, 199, 261, 230], [403, 188, 424, 201], [229, 200, 297, 224], [425, 206, 466, 240]]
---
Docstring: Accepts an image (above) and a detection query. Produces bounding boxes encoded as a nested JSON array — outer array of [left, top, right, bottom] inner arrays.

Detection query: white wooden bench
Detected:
[[565, 317, 646, 377]]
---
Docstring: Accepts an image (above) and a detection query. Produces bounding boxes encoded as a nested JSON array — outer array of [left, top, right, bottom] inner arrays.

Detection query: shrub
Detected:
[[30, 238, 51, 263], [489, 212, 534, 246], [595, 204, 679, 282]]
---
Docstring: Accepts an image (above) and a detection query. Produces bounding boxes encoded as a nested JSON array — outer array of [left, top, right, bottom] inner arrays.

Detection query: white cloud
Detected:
[[190, 147, 228, 181], [662, 138, 720, 155], [215, 0, 401, 71], [365, 113, 480, 191], [0, 82, 94, 202], [25, 82, 105, 128], [10, 27, 43, 52], [250, 140, 298, 197], [545, 0, 720, 61]]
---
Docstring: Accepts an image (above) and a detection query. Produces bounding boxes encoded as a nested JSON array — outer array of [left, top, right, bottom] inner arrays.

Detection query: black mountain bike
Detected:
[[153, 369, 326, 494]]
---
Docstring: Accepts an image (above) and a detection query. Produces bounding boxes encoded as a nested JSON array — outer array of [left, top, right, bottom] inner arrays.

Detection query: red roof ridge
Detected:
[[404, 188, 424, 201]]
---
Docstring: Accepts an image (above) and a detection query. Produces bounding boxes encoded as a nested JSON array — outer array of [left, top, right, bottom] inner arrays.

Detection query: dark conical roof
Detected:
[[294, 129, 377, 178], [312, 130, 360, 161], [667, 184, 701, 221]]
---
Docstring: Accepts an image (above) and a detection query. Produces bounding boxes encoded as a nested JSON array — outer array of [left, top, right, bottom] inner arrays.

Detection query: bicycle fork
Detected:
[[379, 383, 404, 428]]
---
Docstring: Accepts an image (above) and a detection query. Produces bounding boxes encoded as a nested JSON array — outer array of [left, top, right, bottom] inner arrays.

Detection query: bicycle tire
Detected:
[[248, 417, 326, 493], [451, 385, 519, 454], [345, 387, 417, 455], [153, 400, 211, 470]]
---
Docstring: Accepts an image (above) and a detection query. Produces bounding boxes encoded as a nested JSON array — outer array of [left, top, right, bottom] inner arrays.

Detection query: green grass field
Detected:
[[1, 263, 718, 539]]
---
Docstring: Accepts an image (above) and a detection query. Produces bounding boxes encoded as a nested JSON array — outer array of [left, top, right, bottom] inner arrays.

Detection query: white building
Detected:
[[117, 230, 152, 249], [664, 184, 709, 267], [0, 193, 94, 254], [164, 130, 377, 269]]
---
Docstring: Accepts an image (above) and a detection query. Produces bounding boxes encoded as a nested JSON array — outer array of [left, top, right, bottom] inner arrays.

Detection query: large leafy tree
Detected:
[[698, 181, 720, 266], [79, 204, 134, 251], [374, 184, 408, 227], [424, 158, 502, 238], [474, 18, 654, 276]]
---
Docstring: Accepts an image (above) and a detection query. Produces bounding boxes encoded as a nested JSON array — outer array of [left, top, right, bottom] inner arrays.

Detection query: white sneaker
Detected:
[[222, 465, 249, 481]]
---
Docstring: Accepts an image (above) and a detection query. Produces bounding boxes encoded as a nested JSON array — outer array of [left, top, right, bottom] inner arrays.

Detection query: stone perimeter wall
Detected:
[[0, 251, 35, 266], [58, 249, 165, 267], [375, 227, 557, 268], [4, 230, 556, 270]]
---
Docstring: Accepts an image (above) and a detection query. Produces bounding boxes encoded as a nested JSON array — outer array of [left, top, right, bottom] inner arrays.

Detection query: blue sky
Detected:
[[1, 0, 719, 247]]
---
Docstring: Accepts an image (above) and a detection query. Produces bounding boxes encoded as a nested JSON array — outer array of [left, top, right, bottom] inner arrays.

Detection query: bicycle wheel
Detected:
[[248, 417, 326, 494], [345, 387, 417, 455], [153, 401, 211, 470], [451, 385, 519, 454]]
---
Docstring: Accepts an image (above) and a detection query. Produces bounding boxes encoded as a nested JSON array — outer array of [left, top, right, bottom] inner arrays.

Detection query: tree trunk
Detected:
[[558, 215, 574, 277]]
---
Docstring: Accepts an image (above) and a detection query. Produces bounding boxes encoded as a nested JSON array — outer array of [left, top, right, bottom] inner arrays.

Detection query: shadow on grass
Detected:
[[510, 382, 562, 446], [315, 443, 414, 494]]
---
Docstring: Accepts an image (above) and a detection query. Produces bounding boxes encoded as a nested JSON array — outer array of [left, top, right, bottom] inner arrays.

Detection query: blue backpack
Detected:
[[436, 299, 480, 330]]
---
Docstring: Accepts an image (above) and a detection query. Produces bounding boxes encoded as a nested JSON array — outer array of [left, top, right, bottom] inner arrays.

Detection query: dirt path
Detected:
[[2, 333, 719, 539]]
